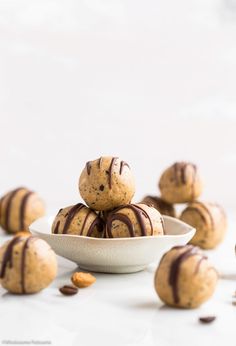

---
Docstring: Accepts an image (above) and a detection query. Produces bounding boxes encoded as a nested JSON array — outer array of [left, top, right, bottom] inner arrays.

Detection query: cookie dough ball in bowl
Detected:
[[158, 162, 203, 204], [52, 203, 104, 238], [79, 156, 135, 211], [180, 201, 227, 249], [141, 195, 176, 217], [154, 245, 218, 309], [0, 235, 57, 294], [106, 203, 164, 238], [0, 187, 45, 234]]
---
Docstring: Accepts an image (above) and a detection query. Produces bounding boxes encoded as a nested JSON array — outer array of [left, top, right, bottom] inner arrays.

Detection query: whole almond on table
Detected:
[[71, 272, 96, 288]]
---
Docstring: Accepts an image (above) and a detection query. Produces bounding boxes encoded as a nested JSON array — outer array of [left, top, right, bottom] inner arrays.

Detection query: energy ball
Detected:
[[154, 245, 218, 309], [141, 195, 176, 217], [0, 187, 45, 233], [79, 156, 135, 211], [180, 201, 227, 249], [0, 235, 57, 294], [51, 203, 104, 238], [106, 203, 164, 238], [158, 162, 203, 204]]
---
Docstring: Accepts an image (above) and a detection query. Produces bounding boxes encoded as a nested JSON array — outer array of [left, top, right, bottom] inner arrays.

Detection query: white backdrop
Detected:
[[0, 0, 236, 211]]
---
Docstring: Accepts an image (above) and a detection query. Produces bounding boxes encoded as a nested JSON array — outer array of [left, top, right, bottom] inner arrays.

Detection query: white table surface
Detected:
[[1, 0, 236, 344], [0, 212, 235, 346]]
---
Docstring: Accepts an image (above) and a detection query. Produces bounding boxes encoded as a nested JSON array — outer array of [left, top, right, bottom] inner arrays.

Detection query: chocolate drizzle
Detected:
[[4, 187, 24, 231], [19, 191, 34, 230], [106, 204, 155, 238], [169, 245, 200, 304], [0, 236, 23, 279], [107, 213, 135, 237], [191, 164, 197, 199], [97, 157, 103, 169], [173, 162, 197, 188], [107, 157, 118, 189], [21, 237, 37, 293], [0, 235, 38, 294], [182, 206, 206, 224], [80, 209, 93, 235], [132, 204, 154, 235], [184, 202, 214, 230], [194, 256, 207, 274], [62, 203, 85, 234], [55, 204, 104, 237], [86, 162, 92, 175], [173, 163, 187, 185], [119, 161, 130, 175], [85, 157, 130, 190], [53, 220, 60, 234], [86, 216, 104, 237]]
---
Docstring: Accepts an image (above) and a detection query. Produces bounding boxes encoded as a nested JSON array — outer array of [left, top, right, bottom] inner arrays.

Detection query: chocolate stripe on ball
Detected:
[[4, 187, 24, 231], [87, 157, 121, 190], [107, 157, 118, 189], [132, 204, 154, 235], [173, 162, 187, 185], [194, 255, 208, 275], [191, 164, 197, 199], [106, 213, 135, 238], [0, 236, 23, 278], [80, 209, 103, 236], [79, 209, 93, 235], [0, 236, 38, 294], [107, 204, 154, 237], [19, 191, 34, 230], [86, 217, 104, 237], [97, 157, 103, 169], [53, 220, 60, 234], [173, 162, 196, 189], [186, 202, 214, 230], [168, 245, 203, 304], [119, 161, 130, 175], [21, 236, 38, 293], [86, 161, 92, 175], [62, 203, 85, 234]]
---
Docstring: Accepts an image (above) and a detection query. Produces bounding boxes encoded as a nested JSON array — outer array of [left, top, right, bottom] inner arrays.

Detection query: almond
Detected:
[[71, 272, 96, 288]]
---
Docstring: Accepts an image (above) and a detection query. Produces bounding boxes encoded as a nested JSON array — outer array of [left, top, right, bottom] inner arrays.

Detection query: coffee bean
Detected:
[[199, 316, 216, 324], [59, 285, 78, 296]]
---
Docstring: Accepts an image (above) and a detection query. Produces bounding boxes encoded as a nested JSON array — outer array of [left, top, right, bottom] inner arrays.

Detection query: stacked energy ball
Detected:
[[52, 156, 165, 238], [0, 187, 45, 234], [142, 161, 227, 250]]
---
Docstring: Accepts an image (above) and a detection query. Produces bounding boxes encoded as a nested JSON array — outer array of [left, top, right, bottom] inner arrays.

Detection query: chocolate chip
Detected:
[[99, 184, 105, 191], [199, 316, 216, 324], [59, 285, 78, 296]]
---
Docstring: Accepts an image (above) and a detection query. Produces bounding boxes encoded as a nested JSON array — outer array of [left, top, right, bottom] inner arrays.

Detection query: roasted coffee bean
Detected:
[[199, 316, 216, 324], [59, 285, 78, 296]]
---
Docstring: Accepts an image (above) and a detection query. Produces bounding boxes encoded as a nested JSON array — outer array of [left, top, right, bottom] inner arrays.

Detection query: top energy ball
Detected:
[[158, 162, 203, 204], [79, 156, 135, 211]]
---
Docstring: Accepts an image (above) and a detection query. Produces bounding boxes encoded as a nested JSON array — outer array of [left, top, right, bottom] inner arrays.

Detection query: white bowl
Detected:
[[29, 215, 195, 274]]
